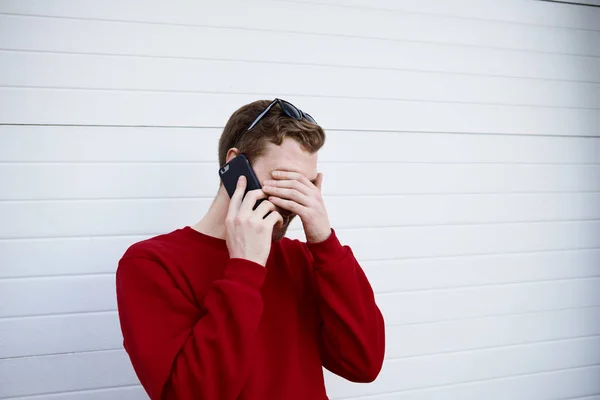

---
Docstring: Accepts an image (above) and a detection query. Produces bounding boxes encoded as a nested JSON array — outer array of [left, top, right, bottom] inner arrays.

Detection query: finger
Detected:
[[263, 185, 309, 206], [315, 173, 323, 191], [272, 171, 315, 190], [268, 196, 306, 215], [228, 175, 247, 218], [240, 188, 267, 215], [264, 210, 284, 228], [252, 199, 277, 220], [263, 179, 311, 196]]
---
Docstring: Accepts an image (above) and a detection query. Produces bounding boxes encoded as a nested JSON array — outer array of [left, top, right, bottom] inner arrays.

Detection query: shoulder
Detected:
[[121, 232, 170, 259], [118, 229, 185, 272]]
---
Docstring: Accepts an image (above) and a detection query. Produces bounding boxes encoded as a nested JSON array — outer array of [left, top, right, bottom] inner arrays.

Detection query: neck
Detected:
[[191, 184, 231, 240]]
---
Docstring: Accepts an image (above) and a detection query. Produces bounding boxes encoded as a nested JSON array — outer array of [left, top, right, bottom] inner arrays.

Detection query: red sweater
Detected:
[[116, 226, 385, 399]]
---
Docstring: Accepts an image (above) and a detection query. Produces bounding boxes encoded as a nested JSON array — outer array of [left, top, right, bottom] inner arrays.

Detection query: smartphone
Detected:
[[219, 154, 265, 210]]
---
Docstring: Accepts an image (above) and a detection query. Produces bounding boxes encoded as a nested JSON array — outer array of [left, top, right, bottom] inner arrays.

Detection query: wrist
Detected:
[[229, 254, 267, 268], [306, 227, 332, 244], [224, 258, 268, 288], [305, 228, 348, 267]]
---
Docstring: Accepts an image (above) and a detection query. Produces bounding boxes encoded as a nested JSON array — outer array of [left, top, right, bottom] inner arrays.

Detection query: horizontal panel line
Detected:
[[1, 192, 600, 203], [376, 275, 600, 296], [279, 0, 600, 33], [311, 127, 599, 138], [0, 383, 142, 400], [388, 304, 600, 328], [3, 84, 600, 110], [1, 246, 599, 270], [0, 122, 225, 129], [539, 0, 600, 9], [2, 49, 600, 85], [4, 192, 600, 201], [344, 218, 600, 228], [2, 123, 599, 138], [385, 305, 600, 328], [3, 272, 600, 295], [385, 334, 600, 362], [0, 310, 118, 321], [364, 246, 600, 265], [1, 12, 598, 59], [1, 219, 599, 240], [337, 364, 600, 400], [0, 272, 116, 281], [0, 348, 123, 361], [1, 161, 599, 166], [3, 304, 599, 324], [5, 332, 600, 365], [564, 394, 600, 400], [2, 248, 599, 280], [4, 365, 600, 400]]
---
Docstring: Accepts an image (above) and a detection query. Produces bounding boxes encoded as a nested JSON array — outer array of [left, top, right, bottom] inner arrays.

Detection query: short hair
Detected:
[[218, 99, 326, 168]]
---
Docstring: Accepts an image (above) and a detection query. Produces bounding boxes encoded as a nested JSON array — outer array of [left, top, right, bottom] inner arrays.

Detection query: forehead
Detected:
[[260, 138, 318, 181]]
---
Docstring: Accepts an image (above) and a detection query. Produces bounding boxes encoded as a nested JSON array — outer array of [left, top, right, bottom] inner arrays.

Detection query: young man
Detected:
[[116, 99, 385, 399]]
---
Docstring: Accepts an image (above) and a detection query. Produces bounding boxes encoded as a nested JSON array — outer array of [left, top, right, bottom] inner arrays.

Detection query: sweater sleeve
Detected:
[[115, 254, 266, 400], [303, 228, 385, 383]]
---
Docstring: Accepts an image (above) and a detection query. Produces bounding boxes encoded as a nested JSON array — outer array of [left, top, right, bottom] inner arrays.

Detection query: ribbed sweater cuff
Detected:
[[305, 228, 348, 267], [224, 258, 267, 289]]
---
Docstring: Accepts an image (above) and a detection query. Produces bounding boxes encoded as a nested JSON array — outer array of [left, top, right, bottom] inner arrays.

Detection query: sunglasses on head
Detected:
[[246, 98, 317, 132]]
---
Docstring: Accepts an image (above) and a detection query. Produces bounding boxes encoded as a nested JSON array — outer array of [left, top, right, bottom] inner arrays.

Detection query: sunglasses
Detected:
[[246, 98, 317, 132]]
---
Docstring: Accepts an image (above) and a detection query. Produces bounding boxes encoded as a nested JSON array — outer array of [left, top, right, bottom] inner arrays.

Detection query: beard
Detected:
[[271, 213, 296, 241]]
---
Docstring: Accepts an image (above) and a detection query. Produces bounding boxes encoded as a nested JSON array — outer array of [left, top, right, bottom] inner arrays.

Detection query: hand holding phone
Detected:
[[224, 175, 283, 267]]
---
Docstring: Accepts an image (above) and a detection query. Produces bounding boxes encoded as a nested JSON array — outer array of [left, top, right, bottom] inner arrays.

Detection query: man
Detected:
[[116, 98, 385, 399]]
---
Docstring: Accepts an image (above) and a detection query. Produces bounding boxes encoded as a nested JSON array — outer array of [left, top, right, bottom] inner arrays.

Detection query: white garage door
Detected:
[[1, 0, 599, 399]]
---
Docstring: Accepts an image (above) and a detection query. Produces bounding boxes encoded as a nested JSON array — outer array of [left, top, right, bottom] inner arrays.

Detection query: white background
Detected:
[[1, 0, 600, 398]]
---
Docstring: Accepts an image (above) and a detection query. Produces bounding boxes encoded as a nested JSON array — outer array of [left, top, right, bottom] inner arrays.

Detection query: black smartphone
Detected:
[[219, 154, 265, 210]]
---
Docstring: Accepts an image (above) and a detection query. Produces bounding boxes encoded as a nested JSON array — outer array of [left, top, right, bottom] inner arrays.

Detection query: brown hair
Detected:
[[218, 100, 326, 169]]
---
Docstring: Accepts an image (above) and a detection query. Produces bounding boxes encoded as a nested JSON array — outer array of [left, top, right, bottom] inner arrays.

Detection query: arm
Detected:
[[115, 254, 266, 399], [261, 170, 384, 381], [302, 228, 385, 383]]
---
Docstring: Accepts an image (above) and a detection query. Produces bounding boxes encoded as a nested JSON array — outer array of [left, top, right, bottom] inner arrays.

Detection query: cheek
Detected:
[[249, 163, 269, 185]]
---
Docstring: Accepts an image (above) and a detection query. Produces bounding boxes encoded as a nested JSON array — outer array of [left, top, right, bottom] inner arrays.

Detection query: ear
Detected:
[[315, 172, 323, 190], [225, 148, 239, 163]]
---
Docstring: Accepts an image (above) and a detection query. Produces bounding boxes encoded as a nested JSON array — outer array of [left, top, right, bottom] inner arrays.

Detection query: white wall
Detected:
[[1, 0, 600, 398]]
